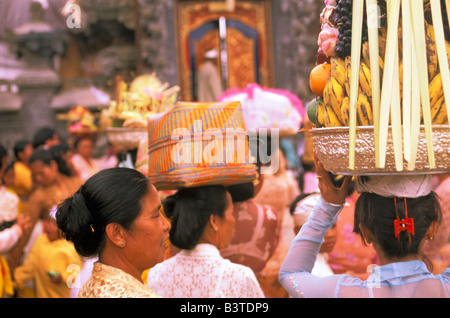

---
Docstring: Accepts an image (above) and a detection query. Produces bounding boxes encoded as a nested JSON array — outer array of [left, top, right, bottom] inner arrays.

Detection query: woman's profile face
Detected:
[[124, 184, 171, 271], [76, 138, 94, 159]]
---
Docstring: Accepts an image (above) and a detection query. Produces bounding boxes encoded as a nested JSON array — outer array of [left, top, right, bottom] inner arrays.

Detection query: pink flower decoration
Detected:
[[341, 223, 356, 245], [318, 25, 339, 57]]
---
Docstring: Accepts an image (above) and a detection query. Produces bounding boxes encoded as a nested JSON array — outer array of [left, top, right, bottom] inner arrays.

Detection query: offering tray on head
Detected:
[[105, 126, 148, 148], [311, 124, 450, 175], [307, 1, 450, 175]]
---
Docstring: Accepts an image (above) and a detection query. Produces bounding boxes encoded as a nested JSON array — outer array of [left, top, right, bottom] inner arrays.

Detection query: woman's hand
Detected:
[[16, 214, 32, 235], [314, 153, 352, 205], [47, 270, 62, 284]]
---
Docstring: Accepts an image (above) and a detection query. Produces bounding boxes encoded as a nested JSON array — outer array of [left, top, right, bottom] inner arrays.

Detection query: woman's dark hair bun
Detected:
[[56, 167, 151, 258], [162, 194, 177, 219], [56, 188, 100, 257]]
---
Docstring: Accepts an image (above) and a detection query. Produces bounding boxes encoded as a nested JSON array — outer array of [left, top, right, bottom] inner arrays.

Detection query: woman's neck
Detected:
[[99, 250, 143, 283], [373, 243, 429, 270]]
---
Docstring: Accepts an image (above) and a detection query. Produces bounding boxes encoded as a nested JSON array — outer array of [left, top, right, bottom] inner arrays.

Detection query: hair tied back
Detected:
[[393, 197, 415, 243]]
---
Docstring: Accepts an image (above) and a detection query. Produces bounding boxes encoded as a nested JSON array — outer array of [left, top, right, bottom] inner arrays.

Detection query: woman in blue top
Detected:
[[279, 155, 449, 298]]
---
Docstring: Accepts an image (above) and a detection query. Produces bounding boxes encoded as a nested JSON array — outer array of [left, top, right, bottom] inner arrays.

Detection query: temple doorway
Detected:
[[175, 0, 274, 101]]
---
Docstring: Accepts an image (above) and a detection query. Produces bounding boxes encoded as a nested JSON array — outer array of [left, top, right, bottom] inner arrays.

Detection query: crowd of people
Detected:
[[0, 124, 449, 298]]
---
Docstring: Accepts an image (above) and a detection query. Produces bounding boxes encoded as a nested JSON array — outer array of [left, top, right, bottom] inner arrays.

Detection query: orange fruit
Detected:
[[309, 63, 331, 96]]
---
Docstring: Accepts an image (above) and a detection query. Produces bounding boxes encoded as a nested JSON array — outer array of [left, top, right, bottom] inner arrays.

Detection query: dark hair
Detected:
[[56, 168, 151, 257], [289, 193, 317, 216], [32, 126, 56, 149], [0, 144, 7, 170], [29, 147, 73, 177], [227, 182, 254, 203], [354, 192, 442, 267], [248, 135, 278, 172], [4, 161, 14, 174], [73, 136, 95, 150], [13, 139, 31, 160], [29, 148, 53, 165], [163, 185, 230, 250], [48, 144, 74, 177]]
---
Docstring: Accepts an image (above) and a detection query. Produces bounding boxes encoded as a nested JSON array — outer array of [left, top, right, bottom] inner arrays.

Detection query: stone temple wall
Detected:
[[0, 0, 322, 151]]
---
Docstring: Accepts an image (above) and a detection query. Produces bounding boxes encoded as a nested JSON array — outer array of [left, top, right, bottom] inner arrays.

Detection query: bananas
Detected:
[[344, 56, 351, 97], [429, 73, 448, 124], [359, 62, 372, 97], [430, 94, 447, 124], [357, 91, 373, 126], [330, 57, 346, 87], [324, 104, 343, 127], [317, 101, 326, 127], [312, 29, 449, 129], [323, 77, 345, 123], [429, 72, 443, 107], [426, 34, 438, 81], [340, 96, 350, 126]]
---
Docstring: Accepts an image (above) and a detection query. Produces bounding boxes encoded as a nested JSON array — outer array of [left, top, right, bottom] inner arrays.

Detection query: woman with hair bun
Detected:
[[56, 167, 171, 298], [279, 155, 450, 298], [146, 185, 265, 298]]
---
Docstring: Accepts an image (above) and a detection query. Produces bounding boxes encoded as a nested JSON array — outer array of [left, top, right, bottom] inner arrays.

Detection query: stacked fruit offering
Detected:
[[308, 0, 450, 172], [308, 0, 449, 128]]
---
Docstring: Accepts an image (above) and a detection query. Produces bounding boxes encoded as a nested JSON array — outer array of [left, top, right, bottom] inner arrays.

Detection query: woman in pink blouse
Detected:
[[146, 185, 265, 298]]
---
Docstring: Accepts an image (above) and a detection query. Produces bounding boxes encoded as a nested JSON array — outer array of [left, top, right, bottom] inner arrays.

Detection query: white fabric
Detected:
[[70, 256, 97, 298], [22, 220, 43, 263], [196, 61, 223, 102], [293, 193, 334, 278], [312, 253, 334, 277], [0, 185, 20, 254], [71, 154, 102, 182], [147, 243, 265, 298], [355, 175, 432, 198], [293, 193, 321, 226], [0, 225, 20, 254], [0, 186, 18, 223], [279, 196, 450, 298], [205, 49, 218, 59]]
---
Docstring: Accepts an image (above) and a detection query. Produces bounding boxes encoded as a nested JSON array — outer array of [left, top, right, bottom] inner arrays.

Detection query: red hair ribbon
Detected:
[[393, 197, 415, 242]]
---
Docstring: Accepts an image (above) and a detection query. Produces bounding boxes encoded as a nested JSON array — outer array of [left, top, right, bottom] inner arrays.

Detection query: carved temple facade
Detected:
[[0, 0, 322, 149]]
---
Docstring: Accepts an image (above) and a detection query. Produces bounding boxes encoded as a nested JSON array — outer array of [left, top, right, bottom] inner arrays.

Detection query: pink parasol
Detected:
[[218, 83, 305, 135]]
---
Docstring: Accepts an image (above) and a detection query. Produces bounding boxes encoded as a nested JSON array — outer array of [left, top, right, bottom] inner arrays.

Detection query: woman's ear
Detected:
[[105, 223, 127, 248], [209, 214, 219, 232], [425, 220, 439, 241]]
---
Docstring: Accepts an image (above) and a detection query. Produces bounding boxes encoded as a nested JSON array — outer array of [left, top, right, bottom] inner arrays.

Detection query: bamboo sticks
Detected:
[[346, 0, 447, 172], [367, 0, 381, 167], [378, 0, 400, 168], [348, 0, 365, 170], [391, 40, 403, 171], [431, 0, 450, 132], [402, 0, 413, 165], [411, 0, 436, 168]]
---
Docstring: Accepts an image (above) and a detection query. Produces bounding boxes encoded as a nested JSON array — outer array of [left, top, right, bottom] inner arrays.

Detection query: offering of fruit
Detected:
[[103, 73, 180, 128], [67, 105, 98, 137], [310, 0, 449, 130], [310, 0, 450, 172], [309, 63, 331, 97]]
